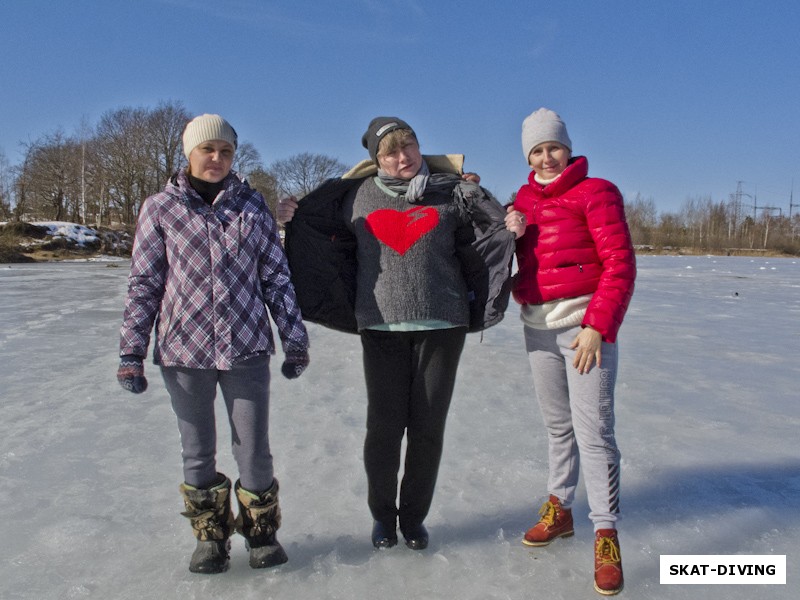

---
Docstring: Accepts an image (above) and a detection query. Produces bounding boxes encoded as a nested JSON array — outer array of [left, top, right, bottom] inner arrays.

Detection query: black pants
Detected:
[[360, 327, 467, 529]]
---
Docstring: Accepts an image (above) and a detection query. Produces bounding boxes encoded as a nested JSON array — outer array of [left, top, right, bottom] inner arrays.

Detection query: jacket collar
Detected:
[[527, 155, 589, 197], [168, 169, 245, 207]]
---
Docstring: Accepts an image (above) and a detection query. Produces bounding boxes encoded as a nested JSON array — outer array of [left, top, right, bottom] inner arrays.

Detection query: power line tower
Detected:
[[790, 180, 798, 241], [734, 181, 755, 217]]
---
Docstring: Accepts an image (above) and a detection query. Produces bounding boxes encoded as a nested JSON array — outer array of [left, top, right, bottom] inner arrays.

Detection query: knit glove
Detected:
[[117, 354, 148, 393], [281, 349, 310, 380]]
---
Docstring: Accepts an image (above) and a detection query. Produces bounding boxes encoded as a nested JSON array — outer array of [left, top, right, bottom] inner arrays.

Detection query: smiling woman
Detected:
[[505, 107, 636, 596]]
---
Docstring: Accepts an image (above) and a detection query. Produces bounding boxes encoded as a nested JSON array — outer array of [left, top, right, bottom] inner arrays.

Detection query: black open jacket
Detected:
[[284, 175, 515, 335]]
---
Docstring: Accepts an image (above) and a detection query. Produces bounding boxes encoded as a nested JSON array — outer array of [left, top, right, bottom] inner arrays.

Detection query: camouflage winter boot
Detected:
[[179, 474, 235, 574], [235, 478, 289, 569]]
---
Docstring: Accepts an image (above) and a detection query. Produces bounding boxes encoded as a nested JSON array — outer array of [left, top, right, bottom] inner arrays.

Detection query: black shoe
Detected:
[[401, 523, 428, 550], [371, 521, 398, 549]]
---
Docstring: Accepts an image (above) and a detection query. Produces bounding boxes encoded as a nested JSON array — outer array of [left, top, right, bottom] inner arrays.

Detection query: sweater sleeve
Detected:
[[581, 182, 636, 343]]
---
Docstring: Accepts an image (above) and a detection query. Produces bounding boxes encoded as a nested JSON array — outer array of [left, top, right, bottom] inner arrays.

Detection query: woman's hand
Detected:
[[462, 172, 481, 184], [570, 325, 602, 374], [276, 196, 299, 225], [504, 206, 527, 239]]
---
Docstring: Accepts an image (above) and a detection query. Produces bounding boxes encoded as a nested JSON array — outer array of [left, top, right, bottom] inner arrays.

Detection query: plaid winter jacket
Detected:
[[119, 170, 308, 369]]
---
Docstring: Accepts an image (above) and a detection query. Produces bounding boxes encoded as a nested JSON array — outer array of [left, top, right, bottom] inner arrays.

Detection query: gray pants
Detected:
[[524, 324, 621, 530], [160, 354, 274, 493]]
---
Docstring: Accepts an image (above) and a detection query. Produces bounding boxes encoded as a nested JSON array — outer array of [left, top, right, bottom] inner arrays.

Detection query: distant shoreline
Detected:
[[3, 249, 797, 265]]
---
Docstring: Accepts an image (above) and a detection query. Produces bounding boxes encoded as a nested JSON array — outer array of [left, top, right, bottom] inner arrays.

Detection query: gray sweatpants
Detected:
[[524, 324, 621, 530], [160, 354, 274, 493]]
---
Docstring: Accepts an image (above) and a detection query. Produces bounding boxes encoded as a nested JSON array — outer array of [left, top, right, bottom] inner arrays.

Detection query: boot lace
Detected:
[[537, 500, 557, 526], [251, 508, 278, 538], [238, 497, 280, 540], [192, 509, 226, 540], [595, 535, 621, 565]]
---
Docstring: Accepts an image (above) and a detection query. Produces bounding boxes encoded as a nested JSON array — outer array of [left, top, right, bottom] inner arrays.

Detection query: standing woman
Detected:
[[278, 117, 513, 551], [505, 108, 636, 596], [117, 114, 310, 574]]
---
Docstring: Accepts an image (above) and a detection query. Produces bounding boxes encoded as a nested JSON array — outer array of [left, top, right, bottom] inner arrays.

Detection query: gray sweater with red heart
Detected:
[[343, 176, 472, 331]]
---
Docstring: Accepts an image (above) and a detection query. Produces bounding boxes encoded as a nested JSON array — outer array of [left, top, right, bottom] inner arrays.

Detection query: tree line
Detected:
[[625, 193, 800, 255], [1, 99, 798, 255], [0, 100, 347, 228]]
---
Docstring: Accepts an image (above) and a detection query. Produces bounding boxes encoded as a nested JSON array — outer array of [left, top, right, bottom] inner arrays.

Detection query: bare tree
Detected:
[[0, 150, 13, 220], [653, 212, 685, 248], [269, 152, 348, 197], [147, 100, 191, 186], [681, 196, 713, 249], [726, 192, 745, 243], [247, 166, 279, 215], [76, 133, 106, 226], [95, 107, 152, 225], [12, 150, 32, 222], [625, 193, 658, 246], [229, 143, 280, 214], [19, 132, 83, 222], [233, 141, 264, 180], [90, 101, 188, 226]]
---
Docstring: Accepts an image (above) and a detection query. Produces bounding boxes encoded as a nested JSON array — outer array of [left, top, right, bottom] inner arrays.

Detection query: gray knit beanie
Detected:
[[182, 114, 238, 159], [521, 108, 572, 162], [361, 116, 415, 163]]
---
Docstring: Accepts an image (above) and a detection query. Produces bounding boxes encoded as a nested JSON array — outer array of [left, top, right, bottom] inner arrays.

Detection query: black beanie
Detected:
[[361, 116, 415, 162]]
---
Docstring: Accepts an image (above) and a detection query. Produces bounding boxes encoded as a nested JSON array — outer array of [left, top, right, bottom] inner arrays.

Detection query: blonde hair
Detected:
[[377, 129, 418, 157]]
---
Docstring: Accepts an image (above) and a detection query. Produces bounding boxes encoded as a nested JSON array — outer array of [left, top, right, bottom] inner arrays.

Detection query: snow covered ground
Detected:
[[29, 222, 101, 246], [0, 221, 101, 247], [1, 254, 798, 600]]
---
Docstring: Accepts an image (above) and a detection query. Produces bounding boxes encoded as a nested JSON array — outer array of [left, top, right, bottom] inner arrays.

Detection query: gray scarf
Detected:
[[377, 160, 460, 204]]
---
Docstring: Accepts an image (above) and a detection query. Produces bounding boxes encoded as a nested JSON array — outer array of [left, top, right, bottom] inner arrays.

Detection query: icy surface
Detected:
[[1, 255, 798, 599]]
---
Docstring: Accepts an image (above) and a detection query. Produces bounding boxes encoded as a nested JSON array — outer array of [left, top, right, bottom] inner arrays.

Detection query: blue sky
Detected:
[[2, 0, 799, 213]]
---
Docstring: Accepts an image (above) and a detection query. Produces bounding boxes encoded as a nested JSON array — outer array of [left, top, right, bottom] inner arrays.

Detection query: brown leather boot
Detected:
[[594, 528, 624, 595], [522, 495, 574, 546]]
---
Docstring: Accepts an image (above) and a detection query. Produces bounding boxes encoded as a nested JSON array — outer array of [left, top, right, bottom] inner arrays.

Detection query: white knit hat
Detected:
[[521, 108, 572, 162], [182, 114, 238, 159]]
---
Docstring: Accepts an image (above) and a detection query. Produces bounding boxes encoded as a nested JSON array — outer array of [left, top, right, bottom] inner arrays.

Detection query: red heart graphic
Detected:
[[365, 206, 440, 255]]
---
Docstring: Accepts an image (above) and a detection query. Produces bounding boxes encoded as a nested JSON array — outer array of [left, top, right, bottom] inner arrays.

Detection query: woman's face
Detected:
[[528, 142, 570, 180], [188, 140, 235, 183], [377, 138, 423, 180]]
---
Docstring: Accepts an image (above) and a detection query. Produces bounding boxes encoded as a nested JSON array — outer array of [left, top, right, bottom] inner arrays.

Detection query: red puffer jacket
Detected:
[[512, 156, 636, 343]]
